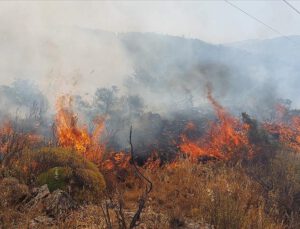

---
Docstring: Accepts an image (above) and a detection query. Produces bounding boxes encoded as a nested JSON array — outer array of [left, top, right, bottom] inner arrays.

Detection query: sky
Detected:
[[0, 1, 300, 44]]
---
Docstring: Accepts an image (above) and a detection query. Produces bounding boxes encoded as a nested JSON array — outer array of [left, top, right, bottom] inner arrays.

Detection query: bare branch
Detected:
[[128, 126, 153, 228]]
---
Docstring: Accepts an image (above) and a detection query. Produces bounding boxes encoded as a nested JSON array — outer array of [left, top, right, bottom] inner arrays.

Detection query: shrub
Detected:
[[73, 168, 106, 202], [37, 166, 72, 192], [8, 147, 106, 203]]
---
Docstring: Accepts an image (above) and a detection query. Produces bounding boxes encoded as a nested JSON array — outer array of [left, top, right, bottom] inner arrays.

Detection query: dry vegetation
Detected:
[[1, 95, 300, 229], [1, 146, 300, 228]]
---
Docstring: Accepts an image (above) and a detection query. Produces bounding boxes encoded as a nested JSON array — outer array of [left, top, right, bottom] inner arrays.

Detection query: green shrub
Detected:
[[73, 168, 107, 202], [37, 166, 72, 192], [8, 147, 106, 203], [23, 147, 99, 175]]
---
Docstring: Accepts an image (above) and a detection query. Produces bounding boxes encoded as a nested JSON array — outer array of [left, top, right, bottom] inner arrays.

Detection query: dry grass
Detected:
[[142, 160, 282, 229], [1, 146, 300, 228]]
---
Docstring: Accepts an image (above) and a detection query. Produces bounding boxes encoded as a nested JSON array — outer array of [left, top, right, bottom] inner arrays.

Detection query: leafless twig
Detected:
[[129, 126, 152, 228]]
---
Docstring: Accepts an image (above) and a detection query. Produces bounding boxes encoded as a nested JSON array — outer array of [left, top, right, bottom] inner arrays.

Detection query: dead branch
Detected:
[[129, 126, 152, 229]]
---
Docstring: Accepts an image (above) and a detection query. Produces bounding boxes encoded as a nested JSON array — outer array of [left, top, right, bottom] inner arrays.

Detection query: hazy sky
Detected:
[[1, 1, 300, 44], [0, 0, 300, 107]]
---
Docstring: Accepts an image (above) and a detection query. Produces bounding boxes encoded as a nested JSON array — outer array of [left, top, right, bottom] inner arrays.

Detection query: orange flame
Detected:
[[55, 95, 105, 162], [143, 151, 161, 170], [264, 104, 300, 152], [0, 121, 14, 153], [101, 152, 131, 171], [180, 87, 252, 161]]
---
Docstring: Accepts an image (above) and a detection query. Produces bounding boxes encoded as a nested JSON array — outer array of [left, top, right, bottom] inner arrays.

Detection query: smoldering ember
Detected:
[[1, 1, 300, 229]]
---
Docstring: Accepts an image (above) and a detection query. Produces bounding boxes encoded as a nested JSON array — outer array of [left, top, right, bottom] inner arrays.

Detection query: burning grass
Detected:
[[1, 91, 300, 228], [180, 88, 252, 160]]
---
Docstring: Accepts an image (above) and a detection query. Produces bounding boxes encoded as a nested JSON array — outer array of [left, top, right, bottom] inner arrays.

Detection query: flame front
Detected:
[[180, 87, 252, 160], [263, 104, 300, 152], [53, 92, 300, 169]]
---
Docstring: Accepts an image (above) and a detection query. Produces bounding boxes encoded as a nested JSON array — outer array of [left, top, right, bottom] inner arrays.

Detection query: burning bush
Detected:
[[55, 95, 106, 164]]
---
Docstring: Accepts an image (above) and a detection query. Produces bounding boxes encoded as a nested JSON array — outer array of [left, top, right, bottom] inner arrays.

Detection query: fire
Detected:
[[0, 121, 43, 155], [263, 103, 300, 152], [143, 152, 161, 170], [0, 121, 14, 154], [180, 88, 252, 160], [55, 95, 105, 162], [55, 95, 161, 170], [101, 152, 131, 170]]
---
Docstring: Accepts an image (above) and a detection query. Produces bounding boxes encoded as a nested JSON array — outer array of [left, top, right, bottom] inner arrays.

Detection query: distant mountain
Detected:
[[226, 36, 300, 66], [116, 32, 300, 114], [225, 36, 300, 108], [1, 26, 299, 115]]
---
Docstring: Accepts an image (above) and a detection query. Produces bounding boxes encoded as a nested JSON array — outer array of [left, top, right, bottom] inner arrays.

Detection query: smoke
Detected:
[[0, 1, 299, 164], [0, 12, 133, 107], [0, 1, 299, 115], [0, 80, 47, 119], [0, 5, 299, 155], [0, 30, 297, 127], [119, 33, 285, 121]]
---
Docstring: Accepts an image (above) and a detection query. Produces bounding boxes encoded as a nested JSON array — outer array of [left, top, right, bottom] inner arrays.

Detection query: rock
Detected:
[[44, 189, 76, 218], [0, 177, 29, 207], [25, 185, 76, 219], [32, 184, 51, 199], [29, 215, 54, 228], [26, 184, 50, 209]]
